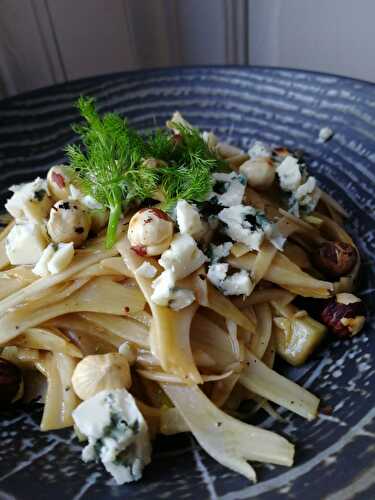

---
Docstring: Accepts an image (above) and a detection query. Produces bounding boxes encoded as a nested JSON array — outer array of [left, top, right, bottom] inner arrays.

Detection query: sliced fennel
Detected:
[[162, 383, 294, 482], [240, 350, 319, 420]]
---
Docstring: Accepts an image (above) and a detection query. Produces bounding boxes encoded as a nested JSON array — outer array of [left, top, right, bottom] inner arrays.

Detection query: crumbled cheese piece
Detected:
[[150, 269, 175, 306], [207, 263, 228, 285], [175, 200, 203, 238], [289, 177, 320, 217], [151, 233, 206, 309], [276, 154, 320, 217], [294, 176, 317, 202], [32, 244, 55, 277], [158, 233, 207, 281], [209, 242, 233, 263], [218, 205, 269, 251], [169, 288, 195, 310], [318, 127, 334, 143], [151, 271, 196, 309], [69, 185, 103, 210], [248, 140, 271, 158], [207, 263, 252, 296], [209, 172, 246, 207], [72, 389, 151, 485], [276, 156, 302, 192], [5, 177, 52, 223], [5, 223, 48, 265], [218, 270, 252, 296], [47, 242, 74, 274], [135, 261, 157, 279], [33, 242, 74, 276]]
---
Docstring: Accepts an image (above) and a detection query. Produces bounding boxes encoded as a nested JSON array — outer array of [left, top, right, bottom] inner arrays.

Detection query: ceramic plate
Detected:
[[0, 66, 374, 500]]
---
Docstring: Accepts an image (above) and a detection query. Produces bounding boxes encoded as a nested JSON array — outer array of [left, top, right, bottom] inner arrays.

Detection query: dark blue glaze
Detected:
[[0, 67, 374, 500]]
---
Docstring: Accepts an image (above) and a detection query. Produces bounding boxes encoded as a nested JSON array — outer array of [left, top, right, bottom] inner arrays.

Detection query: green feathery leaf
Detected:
[[66, 98, 227, 245], [153, 122, 228, 210], [65, 97, 158, 247]]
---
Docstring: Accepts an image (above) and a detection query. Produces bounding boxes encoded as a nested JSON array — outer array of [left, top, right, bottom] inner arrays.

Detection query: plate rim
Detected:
[[1, 64, 375, 108]]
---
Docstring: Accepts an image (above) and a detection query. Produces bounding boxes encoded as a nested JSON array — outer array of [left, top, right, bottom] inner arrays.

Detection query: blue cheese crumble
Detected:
[[135, 261, 158, 279], [218, 205, 271, 251], [168, 288, 196, 310], [5, 222, 48, 265], [33, 242, 74, 276], [276, 155, 320, 216], [318, 127, 334, 143], [151, 233, 207, 308], [175, 200, 203, 238], [276, 156, 302, 192], [209, 242, 233, 263], [5, 177, 52, 223], [158, 233, 207, 281], [72, 389, 151, 484], [207, 263, 252, 296], [217, 204, 286, 251], [151, 269, 175, 306], [209, 172, 247, 207]]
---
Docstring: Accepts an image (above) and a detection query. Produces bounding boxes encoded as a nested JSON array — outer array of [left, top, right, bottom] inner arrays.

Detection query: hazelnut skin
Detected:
[[320, 293, 365, 338], [0, 358, 23, 407], [47, 165, 71, 201], [313, 241, 357, 279]]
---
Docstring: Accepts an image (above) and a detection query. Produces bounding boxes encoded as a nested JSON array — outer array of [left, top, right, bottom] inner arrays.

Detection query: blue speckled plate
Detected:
[[0, 66, 374, 500]]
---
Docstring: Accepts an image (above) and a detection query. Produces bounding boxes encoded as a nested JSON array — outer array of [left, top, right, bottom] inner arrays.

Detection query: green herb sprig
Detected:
[[66, 97, 158, 248], [66, 97, 227, 247], [148, 123, 226, 210]]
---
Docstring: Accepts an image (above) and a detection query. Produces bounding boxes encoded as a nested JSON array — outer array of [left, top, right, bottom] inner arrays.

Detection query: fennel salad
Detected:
[[0, 98, 366, 485]]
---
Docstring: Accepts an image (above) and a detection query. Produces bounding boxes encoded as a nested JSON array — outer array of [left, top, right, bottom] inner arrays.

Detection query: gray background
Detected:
[[0, 0, 374, 98]]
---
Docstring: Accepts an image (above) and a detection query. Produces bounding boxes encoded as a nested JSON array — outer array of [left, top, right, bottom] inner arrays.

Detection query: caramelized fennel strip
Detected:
[[207, 284, 255, 332], [117, 236, 202, 384], [250, 303, 272, 359], [229, 252, 333, 298], [0, 221, 15, 270], [36, 352, 79, 431], [0, 248, 118, 317], [0, 276, 145, 344], [240, 350, 319, 420], [162, 383, 294, 483]]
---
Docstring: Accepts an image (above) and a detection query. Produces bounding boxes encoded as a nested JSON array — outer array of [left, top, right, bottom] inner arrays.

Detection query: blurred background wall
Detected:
[[1, 0, 374, 99]]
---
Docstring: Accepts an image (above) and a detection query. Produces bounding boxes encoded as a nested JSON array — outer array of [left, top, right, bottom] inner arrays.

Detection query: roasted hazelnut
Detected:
[[240, 157, 275, 190], [72, 353, 131, 400], [320, 293, 366, 338], [0, 357, 23, 406], [215, 141, 244, 159], [47, 165, 71, 201], [313, 241, 357, 279], [128, 208, 174, 256], [47, 200, 91, 247]]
